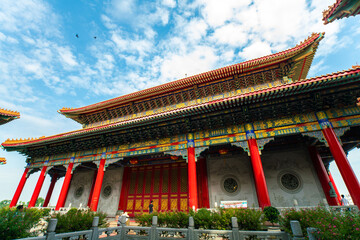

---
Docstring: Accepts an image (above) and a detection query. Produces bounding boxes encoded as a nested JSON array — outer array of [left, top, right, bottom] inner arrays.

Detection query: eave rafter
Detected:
[[323, 0, 360, 24]]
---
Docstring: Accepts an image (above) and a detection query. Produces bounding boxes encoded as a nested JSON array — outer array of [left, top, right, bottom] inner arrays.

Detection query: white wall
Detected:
[[65, 166, 124, 216], [65, 169, 95, 208], [207, 145, 326, 208], [97, 167, 124, 216]]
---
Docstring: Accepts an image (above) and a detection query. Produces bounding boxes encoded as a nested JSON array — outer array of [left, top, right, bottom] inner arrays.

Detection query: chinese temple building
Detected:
[[0, 108, 20, 165], [3, 33, 360, 217], [323, 0, 360, 24]]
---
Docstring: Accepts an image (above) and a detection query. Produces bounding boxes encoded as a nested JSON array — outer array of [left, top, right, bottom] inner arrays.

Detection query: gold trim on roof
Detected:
[[4, 136, 46, 144], [0, 108, 20, 117]]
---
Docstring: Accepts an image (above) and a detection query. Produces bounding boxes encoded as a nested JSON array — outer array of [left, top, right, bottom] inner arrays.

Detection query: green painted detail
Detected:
[[29, 106, 360, 167]]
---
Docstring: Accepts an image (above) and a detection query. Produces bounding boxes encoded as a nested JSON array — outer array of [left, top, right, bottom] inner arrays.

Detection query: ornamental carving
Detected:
[[74, 186, 84, 199], [278, 171, 302, 194], [221, 175, 240, 196], [102, 185, 112, 198]]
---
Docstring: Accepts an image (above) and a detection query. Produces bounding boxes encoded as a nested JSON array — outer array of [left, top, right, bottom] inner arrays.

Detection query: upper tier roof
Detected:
[[59, 33, 324, 124], [323, 0, 360, 24], [3, 65, 360, 149], [0, 108, 20, 125]]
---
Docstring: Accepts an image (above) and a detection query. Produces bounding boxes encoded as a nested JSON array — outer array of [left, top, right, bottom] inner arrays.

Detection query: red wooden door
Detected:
[[121, 162, 188, 216]]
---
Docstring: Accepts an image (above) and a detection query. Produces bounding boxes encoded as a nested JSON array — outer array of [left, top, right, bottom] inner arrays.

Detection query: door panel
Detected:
[[122, 162, 188, 216]]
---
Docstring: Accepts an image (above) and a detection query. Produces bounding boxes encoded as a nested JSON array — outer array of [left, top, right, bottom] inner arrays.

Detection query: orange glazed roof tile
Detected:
[[59, 33, 324, 121], [3, 65, 360, 149], [0, 108, 20, 118], [0, 108, 20, 125], [323, 0, 360, 24]]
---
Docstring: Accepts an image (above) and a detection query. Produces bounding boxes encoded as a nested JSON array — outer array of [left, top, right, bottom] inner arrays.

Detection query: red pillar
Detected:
[[90, 157, 106, 211], [55, 162, 74, 210], [187, 133, 198, 210], [308, 146, 339, 206], [246, 125, 271, 209], [9, 168, 30, 208], [87, 170, 98, 207], [28, 166, 47, 208], [118, 167, 130, 210], [43, 173, 58, 207], [317, 112, 360, 208], [328, 171, 342, 204], [197, 157, 210, 208]]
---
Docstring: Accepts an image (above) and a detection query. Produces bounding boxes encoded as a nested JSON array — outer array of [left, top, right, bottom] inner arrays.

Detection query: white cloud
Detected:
[[238, 40, 272, 60], [197, 0, 252, 27], [106, 0, 136, 21], [162, 0, 176, 8], [57, 46, 78, 68], [211, 23, 248, 47], [158, 46, 219, 82]]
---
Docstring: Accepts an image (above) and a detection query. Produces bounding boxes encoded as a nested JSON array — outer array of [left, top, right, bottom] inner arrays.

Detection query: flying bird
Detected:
[[94, 36, 97, 39], [75, 34, 79, 38]]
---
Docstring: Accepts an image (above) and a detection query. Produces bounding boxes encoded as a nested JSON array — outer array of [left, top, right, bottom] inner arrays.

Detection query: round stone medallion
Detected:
[[102, 185, 112, 198], [221, 175, 240, 195], [74, 186, 84, 199], [278, 171, 302, 194]]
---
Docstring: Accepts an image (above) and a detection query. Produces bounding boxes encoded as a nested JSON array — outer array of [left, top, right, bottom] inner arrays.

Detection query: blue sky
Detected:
[[0, 0, 359, 206]]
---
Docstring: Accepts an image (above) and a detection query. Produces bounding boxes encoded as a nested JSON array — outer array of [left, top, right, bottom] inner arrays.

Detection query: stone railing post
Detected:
[[290, 220, 305, 240], [119, 215, 127, 239], [307, 227, 318, 240], [91, 216, 99, 240], [45, 218, 58, 240], [150, 216, 158, 240], [231, 217, 240, 240], [188, 217, 195, 240]]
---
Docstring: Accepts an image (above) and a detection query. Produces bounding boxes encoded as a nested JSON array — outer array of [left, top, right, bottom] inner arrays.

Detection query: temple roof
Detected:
[[323, 0, 360, 24], [3, 65, 360, 150], [59, 33, 324, 124], [0, 157, 6, 165], [0, 108, 20, 125]]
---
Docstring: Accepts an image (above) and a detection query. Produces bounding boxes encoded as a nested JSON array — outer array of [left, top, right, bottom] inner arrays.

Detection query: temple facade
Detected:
[[3, 33, 360, 217]]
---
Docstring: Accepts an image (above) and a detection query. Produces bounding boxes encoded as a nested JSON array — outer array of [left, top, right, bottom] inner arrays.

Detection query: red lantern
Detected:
[[130, 159, 138, 165], [170, 155, 179, 160], [219, 149, 228, 155]]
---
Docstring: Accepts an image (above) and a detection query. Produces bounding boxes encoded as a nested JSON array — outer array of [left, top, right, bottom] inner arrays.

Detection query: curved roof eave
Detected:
[[59, 33, 324, 121], [3, 65, 360, 150]]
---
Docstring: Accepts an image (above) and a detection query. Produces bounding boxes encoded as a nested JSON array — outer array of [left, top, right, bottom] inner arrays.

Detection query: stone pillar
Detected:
[[187, 133, 198, 210], [90, 153, 106, 211], [55, 159, 75, 210], [245, 123, 271, 209], [308, 146, 339, 206], [316, 111, 360, 208], [43, 173, 58, 207], [9, 167, 30, 208], [28, 166, 48, 208]]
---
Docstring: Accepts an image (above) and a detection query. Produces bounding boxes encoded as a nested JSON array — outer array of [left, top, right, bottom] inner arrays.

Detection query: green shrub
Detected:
[[0, 206, 50, 240], [280, 207, 360, 239], [136, 208, 264, 231], [231, 208, 264, 230], [50, 208, 108, 233], [136, 211, 189, 228], [263, 206, 280, 224]]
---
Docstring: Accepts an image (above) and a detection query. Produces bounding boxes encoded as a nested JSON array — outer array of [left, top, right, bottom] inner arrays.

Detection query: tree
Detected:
[[36, 197, 45, 207], [0, 200, 11, 208]]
